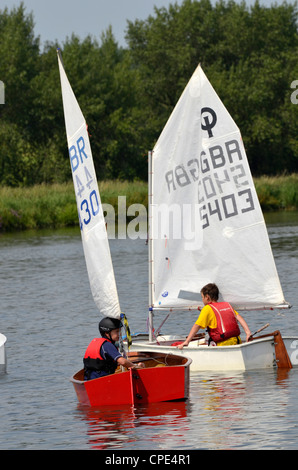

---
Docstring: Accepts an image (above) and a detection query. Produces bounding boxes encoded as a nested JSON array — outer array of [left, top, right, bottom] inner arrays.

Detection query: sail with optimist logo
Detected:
[[57, 50, 121, 320], [148, 64, 290, 326]]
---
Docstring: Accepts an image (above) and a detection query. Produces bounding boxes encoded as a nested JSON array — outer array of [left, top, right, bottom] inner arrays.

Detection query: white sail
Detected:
[[57, 51, 121, 319], [150, 65, 288, 311]]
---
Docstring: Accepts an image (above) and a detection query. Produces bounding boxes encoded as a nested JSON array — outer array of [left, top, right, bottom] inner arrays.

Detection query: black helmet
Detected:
[[98, 317, 123, 336]]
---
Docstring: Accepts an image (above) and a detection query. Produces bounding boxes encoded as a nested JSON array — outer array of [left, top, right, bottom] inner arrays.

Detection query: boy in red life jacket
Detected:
[[178, 283, 252, 349], [84, 317, 144, 380]]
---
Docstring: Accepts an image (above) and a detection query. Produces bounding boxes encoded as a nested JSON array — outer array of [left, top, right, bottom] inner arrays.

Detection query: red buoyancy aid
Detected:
[[207, 302, 241, 343], [83, 337, 117, 376]]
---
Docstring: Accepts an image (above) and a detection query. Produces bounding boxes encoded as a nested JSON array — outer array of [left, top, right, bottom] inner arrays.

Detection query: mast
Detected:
[[148, 150, 154, 342]]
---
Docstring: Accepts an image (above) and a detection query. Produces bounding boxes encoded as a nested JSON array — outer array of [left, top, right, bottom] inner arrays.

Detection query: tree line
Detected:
[[0, 0, 297, 187]]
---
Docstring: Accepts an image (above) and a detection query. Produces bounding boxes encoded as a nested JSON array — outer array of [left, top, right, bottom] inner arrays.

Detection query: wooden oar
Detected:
[[248, 323, 270, 340]]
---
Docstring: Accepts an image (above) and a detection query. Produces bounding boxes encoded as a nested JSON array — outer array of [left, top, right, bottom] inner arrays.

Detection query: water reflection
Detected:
[[187, 368, 296, 450], [76, 400, 188, 450]]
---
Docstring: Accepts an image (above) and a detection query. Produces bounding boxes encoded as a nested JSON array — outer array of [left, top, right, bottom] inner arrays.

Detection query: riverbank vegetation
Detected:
[[0, 1, 297, 187], [0, 176, 297, 232]]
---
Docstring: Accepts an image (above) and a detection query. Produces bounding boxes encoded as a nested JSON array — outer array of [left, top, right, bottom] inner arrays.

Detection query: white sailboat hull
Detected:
[[0, 333, 7, 373], [129, 335, 298, 372]]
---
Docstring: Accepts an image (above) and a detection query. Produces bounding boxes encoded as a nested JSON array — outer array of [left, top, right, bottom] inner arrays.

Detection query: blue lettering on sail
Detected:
[[69, 145, 79, 172], [77, 136, 88, 162], [79, 189, 100, 230], [69, 136, 88, 172], [68, 135, 100, 230]]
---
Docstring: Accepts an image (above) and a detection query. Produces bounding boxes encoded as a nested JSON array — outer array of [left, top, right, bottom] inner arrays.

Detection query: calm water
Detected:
[[0, 212, 298, 450]]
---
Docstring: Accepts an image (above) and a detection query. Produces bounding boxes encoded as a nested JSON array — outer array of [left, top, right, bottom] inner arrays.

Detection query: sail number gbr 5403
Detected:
[[164, 138, 256, 229], [69, 135, 100, 230]]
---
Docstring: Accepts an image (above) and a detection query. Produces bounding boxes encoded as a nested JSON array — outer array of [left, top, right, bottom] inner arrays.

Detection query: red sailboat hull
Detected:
[[70, 351, 191, 406]]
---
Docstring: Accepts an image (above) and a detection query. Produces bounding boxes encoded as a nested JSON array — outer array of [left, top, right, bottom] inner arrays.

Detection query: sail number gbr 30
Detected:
[[164, 137, 256, 229], [69, 135, 100, 231]]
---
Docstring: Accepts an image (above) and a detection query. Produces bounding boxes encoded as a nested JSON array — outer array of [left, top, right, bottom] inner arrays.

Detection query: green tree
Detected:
[[0, 3, 40, 129], [126, 0, 298, 175], [0, 2, 42, 185]]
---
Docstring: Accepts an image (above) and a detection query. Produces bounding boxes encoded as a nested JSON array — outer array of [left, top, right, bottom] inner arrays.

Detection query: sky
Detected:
[[7, 0, 185, 48], [5, 0, 293, 49]]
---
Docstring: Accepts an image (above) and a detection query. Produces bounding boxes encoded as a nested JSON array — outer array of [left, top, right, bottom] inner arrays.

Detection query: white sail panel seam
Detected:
[[67, 122, 86, 142]]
